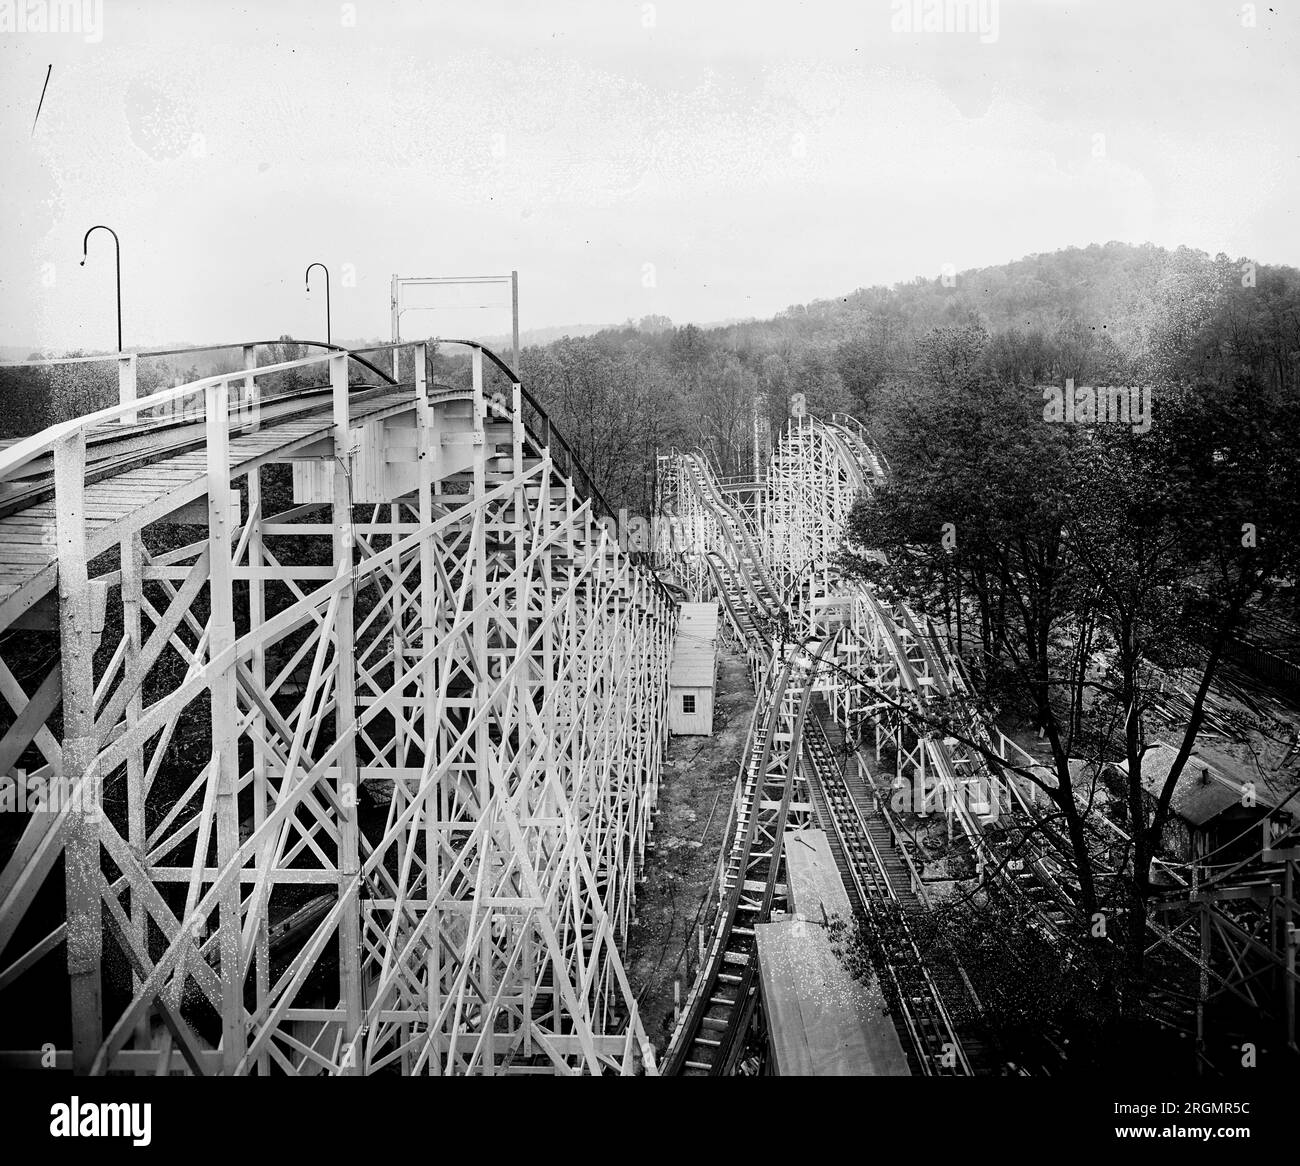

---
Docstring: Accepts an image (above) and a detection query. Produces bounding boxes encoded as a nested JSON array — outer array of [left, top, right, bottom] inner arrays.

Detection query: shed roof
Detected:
[[669, 602, 717, 688], [669, 639, 716, 687], [1120, 741, 1275, 827], [752, 828, 910, 1074], [677, 602, 718, 639]]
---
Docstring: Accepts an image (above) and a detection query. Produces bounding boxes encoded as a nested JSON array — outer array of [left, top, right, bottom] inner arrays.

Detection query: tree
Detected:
[[838, 305, 1300, 1039]]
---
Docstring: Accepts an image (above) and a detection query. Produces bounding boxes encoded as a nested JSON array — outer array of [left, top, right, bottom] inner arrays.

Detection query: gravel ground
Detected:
[[624, 641, 754, 1060]]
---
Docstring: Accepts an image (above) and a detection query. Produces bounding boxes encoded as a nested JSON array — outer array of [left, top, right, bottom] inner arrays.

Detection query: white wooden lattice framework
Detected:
[[0, 340, 673, 1075], [768, 421, 852, 583]]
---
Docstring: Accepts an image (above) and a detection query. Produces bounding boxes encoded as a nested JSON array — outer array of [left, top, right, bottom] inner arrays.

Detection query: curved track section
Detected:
[[766, 417, 872, 595], [702, 552, 766, 655], [664, 419, 1041, 1074], [664, 426, 992, 1074], [678, 453, 783, 619], [786, 425, 1091, 939]]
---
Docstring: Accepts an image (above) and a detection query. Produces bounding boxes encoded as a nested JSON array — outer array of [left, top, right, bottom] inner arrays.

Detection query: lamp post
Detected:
[[80, 225, 122, 352], [305, 262, 331, 346]]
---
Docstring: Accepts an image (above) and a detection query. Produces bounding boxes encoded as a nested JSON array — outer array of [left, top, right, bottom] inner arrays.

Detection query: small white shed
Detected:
[[669, 602, 718, 735]]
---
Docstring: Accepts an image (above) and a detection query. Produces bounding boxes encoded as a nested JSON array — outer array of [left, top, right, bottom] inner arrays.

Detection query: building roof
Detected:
[[677, 602, 718, 639], [754, 827, 910, 1076], [1120, 741, 1275, 827], [669, 602, 717, 688], [755, 919, 910, 1076], [783, 829, 852, 923], [669, 641, 715, 687]]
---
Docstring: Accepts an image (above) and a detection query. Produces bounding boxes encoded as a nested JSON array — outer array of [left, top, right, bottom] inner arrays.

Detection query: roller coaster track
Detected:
[[1, 381, 386, 518], [782, 422, 1093, 941], [896, 601, 1245, 984], [821, 414, 1298, 1061], [0, 320, 1288, 1077], [0, 337, 673, 1075], [667, 421, 1088, 1071], [890, 603, 1080, 932], [667, 424, 1079, 1072], [664, 406, 1300, 1072], [702, 551, 767, 656], [665, 435, 990, 1074], [900, 567, 1300, 1053], [679, 453, 783, 618], [800, 711, 973, 1075]]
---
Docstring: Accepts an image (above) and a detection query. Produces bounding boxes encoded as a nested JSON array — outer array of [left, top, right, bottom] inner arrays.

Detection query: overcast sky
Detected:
[[1, 0, 1296, 352]]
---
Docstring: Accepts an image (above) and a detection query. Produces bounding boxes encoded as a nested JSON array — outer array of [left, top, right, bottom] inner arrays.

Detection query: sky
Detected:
[[1, 0, 1297, 352]]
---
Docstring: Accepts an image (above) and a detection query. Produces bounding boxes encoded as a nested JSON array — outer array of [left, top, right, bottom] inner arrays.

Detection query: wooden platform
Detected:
[[753, 828, 911, 1076]]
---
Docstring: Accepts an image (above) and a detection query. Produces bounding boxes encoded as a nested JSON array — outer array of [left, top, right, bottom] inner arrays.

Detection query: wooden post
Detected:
[[120, 527, 149, 1056], [331, 352, 363, 1072], [55, 432, 102, 1074], [117, 353, 137, 425], [469, 345, 494, 1073], [510, 375, 531, 1052], [412, 342, 443, 1073], [243, 343, 259, 432], [246, 453, 270, 1076], [205, 377, 245, 1074], [390, 275, 401, 384], [0, 336, 679, 1077], [511, 269, 520, 372]]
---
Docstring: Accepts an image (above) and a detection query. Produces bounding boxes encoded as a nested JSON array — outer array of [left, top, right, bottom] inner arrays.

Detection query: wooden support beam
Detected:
[[205, 377, 246, 1073], [0, 341, 675, 1076], [54, 432, 102, 1075], [328, 352, 364, 1072]]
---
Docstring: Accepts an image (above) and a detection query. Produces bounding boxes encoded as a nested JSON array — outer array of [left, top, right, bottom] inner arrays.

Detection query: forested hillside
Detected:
[[517, 242, 1300, 516], [3, 242, 1294, 525]]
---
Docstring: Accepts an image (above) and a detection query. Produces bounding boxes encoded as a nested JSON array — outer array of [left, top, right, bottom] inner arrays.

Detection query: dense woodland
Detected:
[[515, 241, 1300, 519], [8, 242, 1295, 523]]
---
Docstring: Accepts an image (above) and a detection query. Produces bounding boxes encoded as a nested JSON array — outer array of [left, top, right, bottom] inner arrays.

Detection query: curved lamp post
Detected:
[[305, 262, 331, 346], [80, 224, 122, 352]]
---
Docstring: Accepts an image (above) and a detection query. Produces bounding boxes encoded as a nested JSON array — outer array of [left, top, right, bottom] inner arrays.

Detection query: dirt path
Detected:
[[625, 641, 754, 1060]]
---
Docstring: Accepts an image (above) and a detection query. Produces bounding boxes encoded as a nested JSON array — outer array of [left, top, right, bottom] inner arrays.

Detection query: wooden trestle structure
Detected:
[[659, 411, 1299, 1075], [0, 341, 1293, 1077], [0, 340, 672, 1075]]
